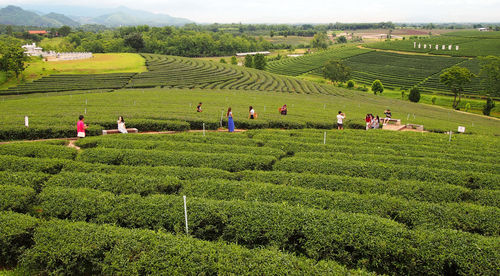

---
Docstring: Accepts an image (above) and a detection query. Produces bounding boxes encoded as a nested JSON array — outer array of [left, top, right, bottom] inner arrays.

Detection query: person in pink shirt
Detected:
[[77, 115, 88, 138]]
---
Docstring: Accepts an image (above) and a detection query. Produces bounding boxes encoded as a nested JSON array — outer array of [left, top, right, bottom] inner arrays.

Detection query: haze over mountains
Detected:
[[0, 5, 193, 27]]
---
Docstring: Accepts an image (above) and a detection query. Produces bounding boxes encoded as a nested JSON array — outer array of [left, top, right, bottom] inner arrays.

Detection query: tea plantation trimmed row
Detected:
[[0, 212, 362, 275]]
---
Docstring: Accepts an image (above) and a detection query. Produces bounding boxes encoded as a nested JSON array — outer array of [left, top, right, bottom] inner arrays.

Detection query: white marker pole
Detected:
[[85, 99, 87, 105], [323, 131, 326, 144], [84, 108, 87, 115], [183, 195, 189, 235], [24, 116, 29, 128], [203, 123, 205, 136], [323, 104, 326, 109], [449, 131, 452, 142]]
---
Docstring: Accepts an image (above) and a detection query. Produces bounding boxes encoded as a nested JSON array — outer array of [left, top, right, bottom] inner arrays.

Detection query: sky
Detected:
[[2, 0, 500, 23]]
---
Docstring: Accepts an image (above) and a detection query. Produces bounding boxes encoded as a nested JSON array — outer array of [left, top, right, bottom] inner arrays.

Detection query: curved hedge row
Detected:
[[237, 170, 500, 208], [76, 148, 276, 172], [21, 218, 363, 275], [0, 185, 36, 213], [76, 136, 286, 158], [0, 143, 78, 160], [0, 212, 38, 268], [44, 172, 182, 196], [274, 158, 500, 190], [37, 187, 500, 275]]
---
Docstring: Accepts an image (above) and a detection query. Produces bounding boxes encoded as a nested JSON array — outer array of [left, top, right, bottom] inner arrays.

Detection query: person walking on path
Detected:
[[227, 107, 235, 132], [117, 116, 128, 134], [249, 106, 256, 119], [77, 115, 88, 138], [337, 111, 345, 130]]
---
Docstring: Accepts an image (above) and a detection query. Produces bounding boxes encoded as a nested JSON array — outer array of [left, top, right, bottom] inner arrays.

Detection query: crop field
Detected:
[[308, 51, 465, 90], [1, 87, 500, 141], [0, 53, 147, 90], [266, 45, 372, 76], [367, 31, 500, 57], [0, 129, 499, 274]]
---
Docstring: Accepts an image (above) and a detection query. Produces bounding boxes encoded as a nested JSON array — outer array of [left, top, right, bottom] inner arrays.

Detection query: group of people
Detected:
[[365, 109, 392, 130], [76, 105, 391, 136]]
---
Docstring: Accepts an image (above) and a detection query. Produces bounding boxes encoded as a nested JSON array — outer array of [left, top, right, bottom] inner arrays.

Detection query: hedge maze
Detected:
[[1, 129, 499, 274]]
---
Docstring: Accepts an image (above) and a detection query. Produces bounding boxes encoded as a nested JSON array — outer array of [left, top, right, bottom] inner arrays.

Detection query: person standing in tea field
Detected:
[[227, 107, 235, 132], [337, 111, 345, 130], [77, 115, 88, 138], [249, 106, 256, 119], [197, 102, 203, 112]]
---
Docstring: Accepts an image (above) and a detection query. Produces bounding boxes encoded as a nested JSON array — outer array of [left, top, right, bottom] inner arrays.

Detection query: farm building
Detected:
[[28, 30, 48, 35], [236, 51, 271, 57]]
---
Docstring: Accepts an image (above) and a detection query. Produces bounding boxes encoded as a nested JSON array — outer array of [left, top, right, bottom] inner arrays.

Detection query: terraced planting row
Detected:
[[129, 54, 335, 94], [1, 129, 499, 275], [0, 73, 136, 95], [310, 51, 465, 91], [419, 59, 485, 95], [266, 46, 372, 76], [367, 31, 500, 57]]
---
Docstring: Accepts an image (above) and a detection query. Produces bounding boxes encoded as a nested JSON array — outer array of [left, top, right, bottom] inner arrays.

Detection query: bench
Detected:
[[102, 128, 138, 135], [383, 118, 401, 125]]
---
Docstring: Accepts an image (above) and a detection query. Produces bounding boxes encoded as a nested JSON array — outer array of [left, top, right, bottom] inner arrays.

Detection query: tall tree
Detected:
[[322, 59, 351, 83], [440, 66, 475, 109], [124, 32, 145, 52], [253, 53, 266, 70], [479, 56, 500, 97], [0, 45, 29, 78], [58, 26, 71, 37], [244, 55, 253, 68], [371, 80, 384, 95], [312, 32, 328, 49]]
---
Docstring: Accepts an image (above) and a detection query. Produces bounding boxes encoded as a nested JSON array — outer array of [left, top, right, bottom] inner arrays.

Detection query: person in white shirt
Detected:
[[336, 111, 345, 130], [249, 106, 256, 119], [117, 116, 128, 133]]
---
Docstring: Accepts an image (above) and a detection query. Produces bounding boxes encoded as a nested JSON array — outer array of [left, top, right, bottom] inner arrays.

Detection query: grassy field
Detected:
[[0, 53, 146, 90], [0, 129, 499, 274], [0, 87, 499, 138]]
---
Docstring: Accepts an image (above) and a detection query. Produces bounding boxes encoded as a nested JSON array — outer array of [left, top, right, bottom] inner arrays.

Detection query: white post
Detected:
[[323, 131, 326, 144], [183, 195, 189, 235], [323, 104, 326, 109], [407, 114, 410, 120], [264, 106, 266, 112], [85, 99, 87, 105], [84, 108, 87, 115], [449, 131, 452, 142], [203, 123, 205, 136], [24, 116, 29, 127]]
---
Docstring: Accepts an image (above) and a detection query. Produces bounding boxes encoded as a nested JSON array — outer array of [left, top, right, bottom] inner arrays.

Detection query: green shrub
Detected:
[[409, 86, 421, 102], [465, 102, 471, 112], [0, 185, 36, 212], [0, 143, 78, 160], [0, 212, 38, 268], [483, 97, 496, 116], [44, 171, 182, 196], [347, 80, 355, 88], [371, 79, 384, 94], [0, 155, 67, 174], [431, 96, 437, 104], [20, 219, 362, 275], [0, 171, 51, 192], [0, 125, 103, 141]]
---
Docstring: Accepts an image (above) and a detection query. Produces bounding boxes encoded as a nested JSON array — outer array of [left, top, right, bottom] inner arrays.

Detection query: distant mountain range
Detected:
[[0, 5, 193, 27]]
